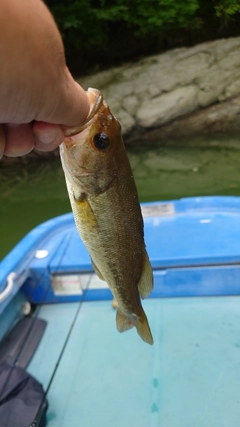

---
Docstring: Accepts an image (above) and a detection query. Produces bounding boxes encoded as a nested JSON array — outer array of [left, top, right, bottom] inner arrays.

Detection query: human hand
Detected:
[[0, 0, 90, 158]]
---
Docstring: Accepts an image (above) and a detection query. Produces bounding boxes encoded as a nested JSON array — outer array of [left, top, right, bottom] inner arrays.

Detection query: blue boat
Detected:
[[1, 196, 240, 426]]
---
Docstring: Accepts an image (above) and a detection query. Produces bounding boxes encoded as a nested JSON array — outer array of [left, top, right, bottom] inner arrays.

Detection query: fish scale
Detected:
[[60, 88, 153, 345]]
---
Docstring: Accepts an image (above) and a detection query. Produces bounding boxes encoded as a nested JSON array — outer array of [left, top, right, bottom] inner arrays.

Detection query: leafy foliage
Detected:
[[214, 0, 240, 17], [45, 0, 240, 75], [95, 0, 201, 32]]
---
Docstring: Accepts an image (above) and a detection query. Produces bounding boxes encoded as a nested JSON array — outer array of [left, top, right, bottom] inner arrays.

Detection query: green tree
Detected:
[[45, 0, 240, 75], [214, 0, 240, 24]]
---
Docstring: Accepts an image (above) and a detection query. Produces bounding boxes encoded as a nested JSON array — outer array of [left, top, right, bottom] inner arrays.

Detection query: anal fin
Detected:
[[116, 307, 153, 345], [116, 309, 134, 332]]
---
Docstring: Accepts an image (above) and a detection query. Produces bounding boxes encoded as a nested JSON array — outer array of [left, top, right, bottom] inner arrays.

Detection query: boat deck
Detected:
[[2, 196, 240, 426], [28, 294, 240, 427]]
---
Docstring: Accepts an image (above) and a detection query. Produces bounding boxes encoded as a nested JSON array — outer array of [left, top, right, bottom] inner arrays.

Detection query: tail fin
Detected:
[[116, 308, 153, 345]]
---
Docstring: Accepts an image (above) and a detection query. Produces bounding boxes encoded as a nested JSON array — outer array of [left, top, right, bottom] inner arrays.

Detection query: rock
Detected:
[[80, 66, 126, 90], [146, 67, 178, 93], [114, 109, 135, 134], [136, 86, 198, 127], [197, 67, 233, 107], [173, 52, 214, 85], [215, 38, 240, 61], [222, 72, 240, 100], [128, 96, 240, 142], [76, 37, 240, 139], [105, 81, 134, 99], [122, 95, 139, 116]]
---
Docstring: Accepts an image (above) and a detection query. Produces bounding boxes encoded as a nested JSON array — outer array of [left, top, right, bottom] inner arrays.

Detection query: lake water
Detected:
[[1, 134, 240, 260]]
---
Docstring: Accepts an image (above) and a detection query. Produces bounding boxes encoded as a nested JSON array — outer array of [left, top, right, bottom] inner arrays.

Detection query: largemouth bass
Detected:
[[60, 88, 153, 345]]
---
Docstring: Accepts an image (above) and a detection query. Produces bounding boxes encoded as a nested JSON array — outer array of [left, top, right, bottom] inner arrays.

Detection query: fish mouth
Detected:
[[64, 88, 103, 137]]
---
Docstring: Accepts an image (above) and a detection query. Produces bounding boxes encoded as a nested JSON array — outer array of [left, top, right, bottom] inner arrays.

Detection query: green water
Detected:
[[1, 135, 240, 260]]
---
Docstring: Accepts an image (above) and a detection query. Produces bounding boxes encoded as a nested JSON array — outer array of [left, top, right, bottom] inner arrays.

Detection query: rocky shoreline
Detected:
[[79, 36, 240, 139], [2, 37, 240, 165]]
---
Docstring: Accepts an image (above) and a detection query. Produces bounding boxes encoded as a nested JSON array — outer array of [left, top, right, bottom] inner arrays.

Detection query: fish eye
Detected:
[[93, 132, 110, 150]]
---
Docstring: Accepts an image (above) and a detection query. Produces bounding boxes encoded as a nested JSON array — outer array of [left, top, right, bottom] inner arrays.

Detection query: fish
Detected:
[[60, 88, 153, 345]]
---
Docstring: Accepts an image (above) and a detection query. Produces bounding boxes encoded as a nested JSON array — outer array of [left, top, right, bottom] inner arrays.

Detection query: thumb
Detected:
[[35, 69, 91, 128]]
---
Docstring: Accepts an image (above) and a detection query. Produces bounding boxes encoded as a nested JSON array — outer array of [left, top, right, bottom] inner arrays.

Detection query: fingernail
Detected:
[[34, 129, 60, 145]]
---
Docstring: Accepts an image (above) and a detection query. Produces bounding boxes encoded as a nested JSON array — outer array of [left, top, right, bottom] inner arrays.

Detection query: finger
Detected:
[[0, 125, 6, 159], [33, 121, 65, 152], [59, 79, 91, 126], [4, 123, 35, 157]]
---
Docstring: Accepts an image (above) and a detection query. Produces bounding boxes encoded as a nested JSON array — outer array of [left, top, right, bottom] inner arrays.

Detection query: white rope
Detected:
[[0, 272, 16, 303]]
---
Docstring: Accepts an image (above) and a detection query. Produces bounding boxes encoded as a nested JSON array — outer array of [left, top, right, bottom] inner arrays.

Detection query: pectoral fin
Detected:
[[91, 258, 105, 281], [138, 249, 153, 299], [73, 193, 97, 228]]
